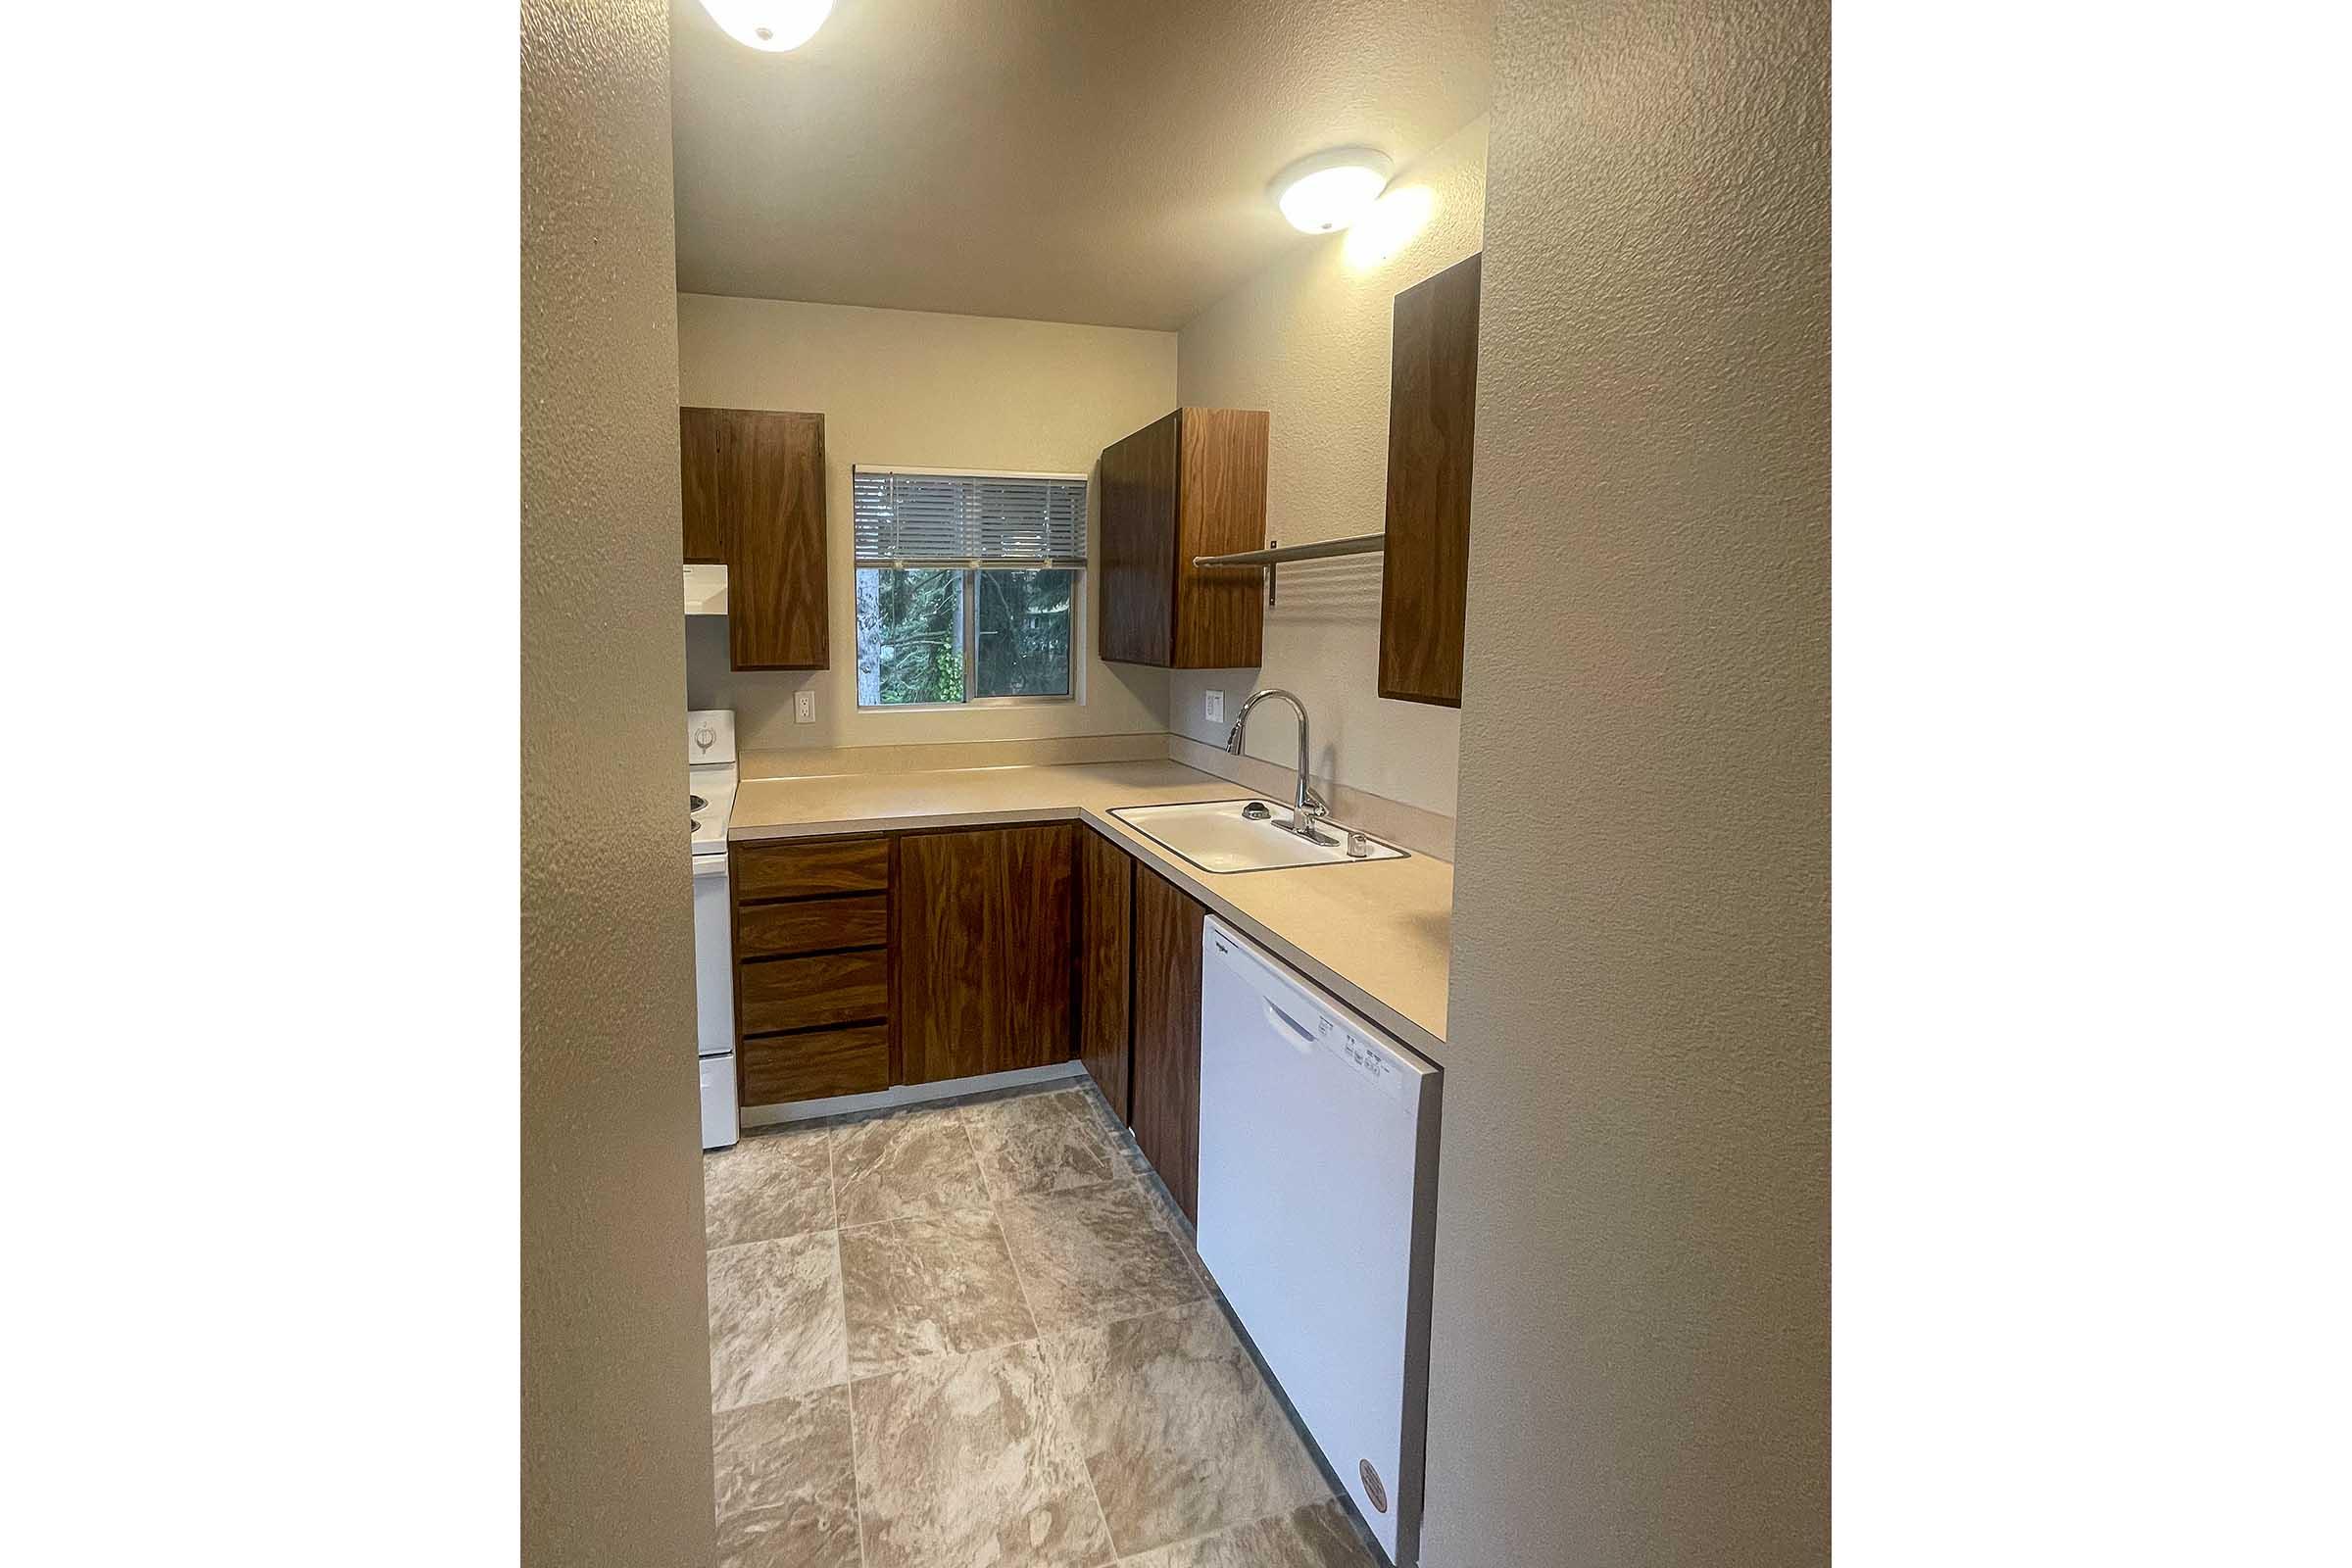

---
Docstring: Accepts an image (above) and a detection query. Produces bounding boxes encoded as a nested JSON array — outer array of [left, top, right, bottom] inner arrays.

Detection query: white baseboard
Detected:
[[738, 1058, 1086, 1128]]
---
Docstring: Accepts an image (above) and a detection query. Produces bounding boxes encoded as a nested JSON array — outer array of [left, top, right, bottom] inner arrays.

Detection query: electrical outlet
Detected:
[[795, 689, 816, 724], [1204, 689, 1224, 724]]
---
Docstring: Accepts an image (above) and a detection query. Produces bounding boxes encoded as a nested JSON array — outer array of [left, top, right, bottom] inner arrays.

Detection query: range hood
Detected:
[[684, 564, 728, 616]]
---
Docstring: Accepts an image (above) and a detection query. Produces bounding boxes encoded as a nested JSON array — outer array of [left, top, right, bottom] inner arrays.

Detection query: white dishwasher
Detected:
[[1197, 917, 1441, 1567]]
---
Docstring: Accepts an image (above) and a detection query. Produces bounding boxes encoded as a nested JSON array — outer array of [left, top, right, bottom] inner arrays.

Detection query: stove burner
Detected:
[[691, 817, 702, 833], [691, 793, 709, 812]]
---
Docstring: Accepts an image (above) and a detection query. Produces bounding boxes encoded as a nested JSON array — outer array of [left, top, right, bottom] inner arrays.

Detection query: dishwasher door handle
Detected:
[[1265, 997, 1319, 1051]]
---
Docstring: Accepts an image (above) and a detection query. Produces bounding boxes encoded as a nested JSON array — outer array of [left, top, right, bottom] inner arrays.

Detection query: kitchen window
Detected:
[[853, 466, 1087, 708]]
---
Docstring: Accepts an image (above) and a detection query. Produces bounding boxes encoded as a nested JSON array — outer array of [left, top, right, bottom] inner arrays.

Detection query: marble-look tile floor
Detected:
[[702, 1079, 1386, 1568]]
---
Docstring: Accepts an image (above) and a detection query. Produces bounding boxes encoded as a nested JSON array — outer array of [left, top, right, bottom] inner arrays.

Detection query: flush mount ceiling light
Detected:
[[698, 0, 834, 52], [1269, 147, 1395, 234]]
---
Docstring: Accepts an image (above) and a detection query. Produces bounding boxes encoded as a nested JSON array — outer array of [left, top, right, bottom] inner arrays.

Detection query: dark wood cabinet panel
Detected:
[[895, 826, 1077, 1086], [895, 830, 993, 1084], [728, 409, 830, 670], [729, 833, 895, 1109], [1098, 407, 1267, 669], [736, 894, 888, 958], [999, 824, 1077, 1073], [739, 1024, 891, 1104], [1077, 829, 1134, 1122], [739, 948, 889, 1035], [1131, 865, 1205, 1222], [733, 836, 890, 901], [1378, 253, 1482, 707], [678, 406, 830, 671], [1099, 412, 1180, 665], [679, 407, 729, 564], [1173, 408, 1269, 669]]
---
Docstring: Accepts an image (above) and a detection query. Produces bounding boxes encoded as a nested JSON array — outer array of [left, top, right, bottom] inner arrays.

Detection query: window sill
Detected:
[[856, 694, 1077, 712]]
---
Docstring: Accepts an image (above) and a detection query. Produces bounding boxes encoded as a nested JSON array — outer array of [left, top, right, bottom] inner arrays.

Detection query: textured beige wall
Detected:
[[1169, 118, 1488, 821], [1421, 1, 1830, 1563], [521, 2, 715, 1564], [677, 294, 1178, 752]]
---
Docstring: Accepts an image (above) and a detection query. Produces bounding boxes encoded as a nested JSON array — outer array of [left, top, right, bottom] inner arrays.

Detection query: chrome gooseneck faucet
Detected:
[[1226, 688, 1329, 840]]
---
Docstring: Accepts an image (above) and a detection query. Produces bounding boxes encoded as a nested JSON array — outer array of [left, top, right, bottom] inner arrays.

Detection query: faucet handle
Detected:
[[1302, 787, 1330, 818]]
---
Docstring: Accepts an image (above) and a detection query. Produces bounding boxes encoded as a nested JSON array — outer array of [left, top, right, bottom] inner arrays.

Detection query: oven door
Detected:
[[691, 852, 734, 1059], [692, 852, 738, 1151]]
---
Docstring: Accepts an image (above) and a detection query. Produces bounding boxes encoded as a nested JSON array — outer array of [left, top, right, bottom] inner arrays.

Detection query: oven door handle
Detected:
[[691, 853, 730, 879]]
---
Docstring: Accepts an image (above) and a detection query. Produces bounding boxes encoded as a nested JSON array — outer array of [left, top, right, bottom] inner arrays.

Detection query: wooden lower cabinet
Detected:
[[733, 836, 890, 901], [728, 819, 1207, 1196], [1077, 829, 1135, 1121], [1131, 865, 1206, 1222], [740, 1024, 890, 1103], [737, 894, 887, 958], [730, 833, 895, 1109], [895, 825, 1077, 1085], [738, 948, 888, 1035]]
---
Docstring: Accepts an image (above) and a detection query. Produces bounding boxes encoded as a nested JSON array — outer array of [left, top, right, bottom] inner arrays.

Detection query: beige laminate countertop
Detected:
[[729, 759, 1452, 1058]]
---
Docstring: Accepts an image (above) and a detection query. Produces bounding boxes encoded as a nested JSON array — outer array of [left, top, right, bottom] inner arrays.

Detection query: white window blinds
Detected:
[[852, 466, 1088, 565]]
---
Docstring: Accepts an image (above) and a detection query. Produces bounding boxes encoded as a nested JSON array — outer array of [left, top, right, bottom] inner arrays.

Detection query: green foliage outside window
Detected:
[[857, 566, 1072, 705]]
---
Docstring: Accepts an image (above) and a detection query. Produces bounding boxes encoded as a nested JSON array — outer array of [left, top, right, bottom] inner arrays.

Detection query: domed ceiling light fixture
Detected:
[[1269, 147, 1395, 234], [698, 0, 835, 52]]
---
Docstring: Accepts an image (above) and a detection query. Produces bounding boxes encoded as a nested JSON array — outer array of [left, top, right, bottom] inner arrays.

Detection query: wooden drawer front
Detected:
[[734, 837, 890, 900], [738, 894, 888, 958], [740, 949, 889, 1035], [740, 1024, 890, 1105]]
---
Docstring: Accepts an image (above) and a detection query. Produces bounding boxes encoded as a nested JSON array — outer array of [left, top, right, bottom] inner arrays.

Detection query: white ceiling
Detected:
[[669, 0, 1494, 330]]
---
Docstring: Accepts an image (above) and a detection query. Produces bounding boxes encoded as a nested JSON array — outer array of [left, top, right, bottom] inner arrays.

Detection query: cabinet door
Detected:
[[896, 826, 1076, 1085], [678, 407, 729, 564], [1378, 252, 1481, 706], [1098, 412, 1179, 666], [1077, 829, 1134, 1121], [1131, 865, 1204, 1221], [997, 823, 1077, 1073], [1171, 408, 1269, 669], [896, 829, 995, 1085], [728, 410, 830, 670]]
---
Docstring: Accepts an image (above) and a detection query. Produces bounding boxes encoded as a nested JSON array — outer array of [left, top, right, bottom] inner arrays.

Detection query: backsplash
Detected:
[[737, 731, 1170, 782]]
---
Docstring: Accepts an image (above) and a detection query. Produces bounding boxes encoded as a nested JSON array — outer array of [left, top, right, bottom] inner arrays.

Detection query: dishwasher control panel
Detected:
[[1320, 1015, 1409, 1099]]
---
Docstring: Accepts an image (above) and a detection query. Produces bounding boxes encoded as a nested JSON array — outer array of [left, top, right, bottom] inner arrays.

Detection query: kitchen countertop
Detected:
[[729, 759, 1452, 1058]]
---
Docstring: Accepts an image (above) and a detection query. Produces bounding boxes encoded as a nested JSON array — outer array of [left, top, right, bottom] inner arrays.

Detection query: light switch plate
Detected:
[[795, 689, 816, 724], [1204, 689, 1224, 724]]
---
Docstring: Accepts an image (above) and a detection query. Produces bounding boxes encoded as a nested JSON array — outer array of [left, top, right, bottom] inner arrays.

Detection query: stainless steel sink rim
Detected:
[[1107, 799, 1410, 875]]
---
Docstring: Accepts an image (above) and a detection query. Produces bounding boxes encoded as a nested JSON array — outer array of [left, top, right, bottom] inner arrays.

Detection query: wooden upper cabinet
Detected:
[[678, 406, 830, 671], [895, 825, 1077, 1086], [728, 410, 830, 670], [1098, 413, 1179, 666], [1378, 252, 1482, 707], [1077, 829, 1135, 1124], [678, 407, 729, 564], [1130, 865, 1205, 1222], [1099, 408, 1268, 668]]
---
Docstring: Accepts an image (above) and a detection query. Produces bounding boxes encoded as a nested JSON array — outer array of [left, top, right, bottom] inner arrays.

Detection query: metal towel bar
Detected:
[[1191, 533, 1385, 607]]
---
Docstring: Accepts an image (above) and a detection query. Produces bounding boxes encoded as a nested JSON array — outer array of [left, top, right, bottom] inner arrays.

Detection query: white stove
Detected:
[[689, 710, 739, 1150], [690, 720, 738, 858]]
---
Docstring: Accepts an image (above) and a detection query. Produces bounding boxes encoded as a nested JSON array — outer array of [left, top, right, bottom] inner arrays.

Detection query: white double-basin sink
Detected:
[[1109, 799, 1406, 873]]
